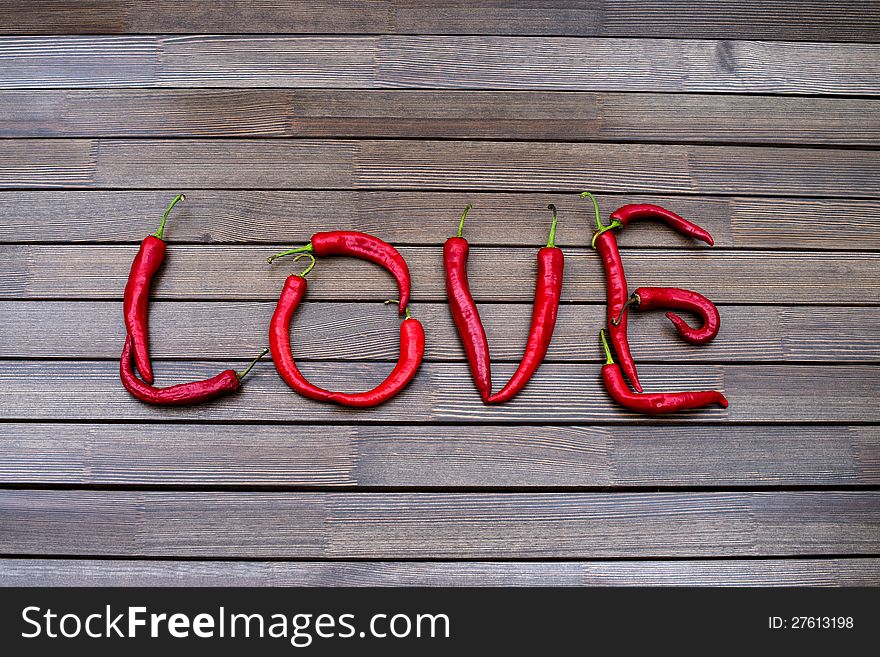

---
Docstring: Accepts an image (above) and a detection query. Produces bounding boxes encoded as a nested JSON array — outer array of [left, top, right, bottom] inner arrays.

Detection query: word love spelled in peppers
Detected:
[[119, 193, 728, 415]]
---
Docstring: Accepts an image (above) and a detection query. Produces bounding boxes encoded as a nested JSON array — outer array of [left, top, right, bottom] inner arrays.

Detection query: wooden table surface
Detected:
[[0, 1, 878, 586]]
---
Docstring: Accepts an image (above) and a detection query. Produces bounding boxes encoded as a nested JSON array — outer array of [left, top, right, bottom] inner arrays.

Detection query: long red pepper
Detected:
[[326, 301, 425, 408], [599, 330, 727, 414], [123, 193, 185, 383], [120, 336, 267, 406], [268, 255, 336, 402], [269, 255, 424, 407], [617, 287, 721, 345], [268, 231, 411, 313], [583, 192, 643, 392], [610, 203, 715, 246], [444, 204, 492, 401], [487, 205, 563, 404]]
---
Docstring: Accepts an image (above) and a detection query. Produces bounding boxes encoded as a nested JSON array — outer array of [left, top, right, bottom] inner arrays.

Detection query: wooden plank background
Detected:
[[0, 1, 878, 587]]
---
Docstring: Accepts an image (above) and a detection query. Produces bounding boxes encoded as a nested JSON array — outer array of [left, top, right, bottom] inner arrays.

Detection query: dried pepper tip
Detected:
[[546, 204, 559, 248], [154, 193, 186, 240], [384, 299, 412, 320], [599, 329, 615, 365], [237, 347, 270, 381], [267, 242, 314, 264], [456, 204, 473, 238], [291, 252, 316, 278]]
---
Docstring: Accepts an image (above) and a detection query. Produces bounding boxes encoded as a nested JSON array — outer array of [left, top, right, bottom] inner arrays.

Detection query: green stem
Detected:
[[293, 253, 316, 278], [599, 329, 615, 365], [546, 204, 559, 248], [154, 193, 185, 240], [267, 242, 313, 264], [589, 222, 616, 249], [580, 191, 602, 231], [237, 347, 269, 381], [582, 190, 623, 249], [385, 299, 411, 319], [456, 204, 473, 238]]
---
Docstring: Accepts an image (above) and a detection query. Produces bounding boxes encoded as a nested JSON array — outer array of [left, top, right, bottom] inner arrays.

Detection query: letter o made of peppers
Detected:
[[267, 231, 424, 407]]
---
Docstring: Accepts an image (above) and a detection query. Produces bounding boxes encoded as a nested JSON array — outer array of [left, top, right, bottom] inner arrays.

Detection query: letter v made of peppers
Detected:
[[121, 192, 727, 414]]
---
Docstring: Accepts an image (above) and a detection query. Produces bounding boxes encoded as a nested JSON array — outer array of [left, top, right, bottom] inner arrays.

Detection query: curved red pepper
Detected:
[[326, 312, 425, 408], [444, 205, 492, 401], [584, 193, 643, 392], [600, 330, 727, 414], [268, 231, 411, 313], [120, 335, 266, 406], [123, 193, 184, 383], [268, 261, 336, 403], [629, 287, 720, 345], [269, 255, 424, 407], [488, 205, 564, 404], [610, 203, 714, 246]]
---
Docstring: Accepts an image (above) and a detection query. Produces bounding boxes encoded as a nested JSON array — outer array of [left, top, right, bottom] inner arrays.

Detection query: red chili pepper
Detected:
[[123, 193, 185, 384], [268, 231, 411, 313], [120, 335, 267, 406], [599, 330, 727, 414], [268, 255, 336, 402], [616, 287, 721, 345], [269, 255, 424, 407], [488, 205, 564, 404], [326, 301, 425, 408], [583, 192, 643, 393], [444, 204, 492, 400], [610, 203, 715, 246]]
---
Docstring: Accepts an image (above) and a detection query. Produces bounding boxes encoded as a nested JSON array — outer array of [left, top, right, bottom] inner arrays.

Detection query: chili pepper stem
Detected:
[[237, 347, 270, 381], [267, 243, 314, 264], [292, 252, 316, 277], [385, 299, 411, 319], [154, 193, 185, 240], [581, 191, 622, 248], [546, 204, 559, 248], [599, 329, 615, 366], [580, 191, 603, 231], [612, 294, 639, 326], [456, 204, 473, 238]]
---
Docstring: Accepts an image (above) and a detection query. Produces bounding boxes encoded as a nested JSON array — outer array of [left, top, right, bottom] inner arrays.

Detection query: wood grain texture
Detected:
[[3, 139, 878, 198], [0, 139, 95, 189], [3, 90, 878, 146], [2, 190, 878, 251], [1, 490, 877, 558], [1, 1, 879, 42], [1, 36, 878, 95], [1, 245, 876, 305], [375, 36, 880, 95], [1, 301, 878, 364], [0, 360, 876, 423], [0, 423, 876, 487], [2, 558, 878, 587]]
